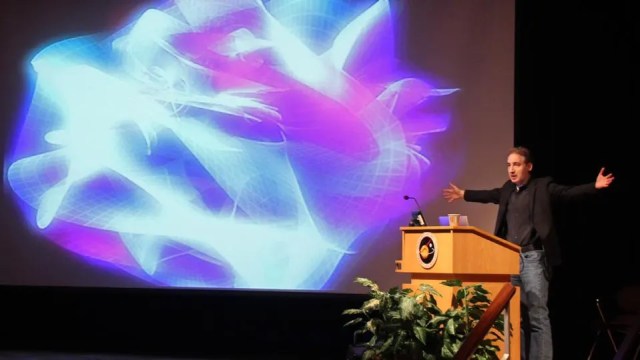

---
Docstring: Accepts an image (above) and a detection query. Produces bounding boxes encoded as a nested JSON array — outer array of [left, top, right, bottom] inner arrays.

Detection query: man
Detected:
[[442, 146, 614, 360]]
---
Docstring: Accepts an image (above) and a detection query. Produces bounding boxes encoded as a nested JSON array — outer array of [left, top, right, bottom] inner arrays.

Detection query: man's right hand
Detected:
[[443, 183, 464, 202]]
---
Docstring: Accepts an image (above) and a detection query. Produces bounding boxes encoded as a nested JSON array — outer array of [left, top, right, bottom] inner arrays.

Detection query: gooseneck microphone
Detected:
[[403, 195, 426, 226]]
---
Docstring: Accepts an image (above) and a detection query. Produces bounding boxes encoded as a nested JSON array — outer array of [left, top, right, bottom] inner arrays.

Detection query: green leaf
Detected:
[[445, 318, 457, 335], [427, 316, 449, 327], [355, 277, 381, 293], [342, 308, 363, 315], [366, 319, 378, 333], [455, 288, 467, 303], [414, 325, 428, 345], [388, 286, 402, 295], [362, 298, 381, 312], [418, 283, 443, 297], [401, 287, 414, 295], [449, 339, 461, 355], [489, 330, 505, 341], [343, 318, 363, 327], [473, 284, 489, 294], [399, 296, 418, 320], [379, 336, 394, 353], [367, 335, 377, 347], [441, 342, 456, 358], [470, 294, 490, 303], [442, 278, 463, 287], [361, 349, 376, 360]]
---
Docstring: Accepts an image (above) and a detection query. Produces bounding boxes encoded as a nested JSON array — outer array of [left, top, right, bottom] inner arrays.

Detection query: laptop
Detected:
[[438, 215, 469, 226]]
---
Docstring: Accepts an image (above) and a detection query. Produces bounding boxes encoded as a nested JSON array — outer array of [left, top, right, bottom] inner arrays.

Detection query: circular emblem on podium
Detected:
[[416, 232, 438, 269]]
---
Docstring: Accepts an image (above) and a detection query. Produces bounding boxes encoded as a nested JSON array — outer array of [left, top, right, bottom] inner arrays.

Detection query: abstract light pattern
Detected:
[[5, 0, 458, 290]]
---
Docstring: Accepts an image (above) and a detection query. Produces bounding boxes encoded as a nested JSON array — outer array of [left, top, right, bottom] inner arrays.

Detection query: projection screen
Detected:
[[1, 0, 514, 293]]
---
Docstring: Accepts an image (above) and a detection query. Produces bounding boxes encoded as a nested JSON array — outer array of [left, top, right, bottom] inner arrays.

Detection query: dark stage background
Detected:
[[516, 1, 636, 359], [1, 1, 636, 359]]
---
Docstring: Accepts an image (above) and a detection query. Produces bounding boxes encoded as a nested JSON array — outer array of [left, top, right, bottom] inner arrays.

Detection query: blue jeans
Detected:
[[511, 250, 552, 360]]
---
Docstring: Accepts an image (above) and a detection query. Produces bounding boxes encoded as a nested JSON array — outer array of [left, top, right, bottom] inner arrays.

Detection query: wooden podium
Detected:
[[395, 226, 521, 360]]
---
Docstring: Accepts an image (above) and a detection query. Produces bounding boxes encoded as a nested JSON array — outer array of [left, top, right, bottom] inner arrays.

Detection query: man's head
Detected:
[[507, 146, 533, 186]]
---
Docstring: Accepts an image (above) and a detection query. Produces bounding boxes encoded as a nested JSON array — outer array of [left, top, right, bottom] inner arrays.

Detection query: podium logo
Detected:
[[417, 232, 438, 269]]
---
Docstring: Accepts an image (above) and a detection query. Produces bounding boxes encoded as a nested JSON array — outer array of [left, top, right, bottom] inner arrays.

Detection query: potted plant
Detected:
[[343, 277, 504, 360]]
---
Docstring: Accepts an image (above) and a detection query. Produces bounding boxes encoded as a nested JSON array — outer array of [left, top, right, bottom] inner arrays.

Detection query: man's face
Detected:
[[507, 153, 532, 186]]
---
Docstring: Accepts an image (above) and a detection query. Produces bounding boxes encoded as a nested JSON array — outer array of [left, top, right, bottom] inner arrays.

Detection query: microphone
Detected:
[[403, 195, 426, 226]]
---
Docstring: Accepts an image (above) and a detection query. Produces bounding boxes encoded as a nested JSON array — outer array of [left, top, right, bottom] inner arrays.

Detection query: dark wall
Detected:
[[1, 286, 367, 359], [1, 0, 636, 359]]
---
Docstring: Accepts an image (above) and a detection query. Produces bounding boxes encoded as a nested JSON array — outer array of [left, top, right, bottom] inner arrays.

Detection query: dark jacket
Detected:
[[463, 176, 597, 266]]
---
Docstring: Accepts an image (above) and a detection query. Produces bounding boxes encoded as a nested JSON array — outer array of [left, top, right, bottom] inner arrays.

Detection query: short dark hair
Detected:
[[508, 146, 533, 164]]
